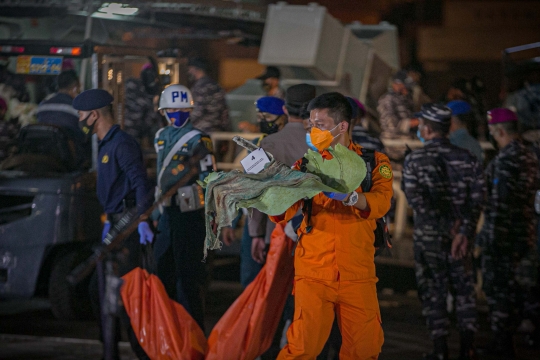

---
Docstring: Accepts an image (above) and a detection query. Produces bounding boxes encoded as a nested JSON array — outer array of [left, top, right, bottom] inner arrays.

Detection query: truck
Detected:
[[0, 124, 102, 320]]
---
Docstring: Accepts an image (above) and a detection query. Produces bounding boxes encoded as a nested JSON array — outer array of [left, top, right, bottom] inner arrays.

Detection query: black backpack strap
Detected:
[[299, 157, 313, 233], [360, 149, 376, 192]]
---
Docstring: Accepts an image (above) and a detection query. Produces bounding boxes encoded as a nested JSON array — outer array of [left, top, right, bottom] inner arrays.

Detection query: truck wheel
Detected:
[[49, 250, 94, 320]]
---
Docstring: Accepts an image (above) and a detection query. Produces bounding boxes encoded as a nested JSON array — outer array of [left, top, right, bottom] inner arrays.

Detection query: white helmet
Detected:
[[158, 84, 194, 110]]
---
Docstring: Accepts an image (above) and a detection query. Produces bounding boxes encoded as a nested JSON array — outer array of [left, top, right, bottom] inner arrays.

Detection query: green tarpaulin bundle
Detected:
[[199, 137, 367, 257]]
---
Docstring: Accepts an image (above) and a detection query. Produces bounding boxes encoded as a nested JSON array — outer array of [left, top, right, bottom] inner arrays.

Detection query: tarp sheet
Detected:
[[201, 144, 366, 255], [206, 222, 295, 360], [121, 268, 207, 360]]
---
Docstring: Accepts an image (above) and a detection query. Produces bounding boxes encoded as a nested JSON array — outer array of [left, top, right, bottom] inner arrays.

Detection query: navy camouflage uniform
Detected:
[[153, 121, 215, 330], [377, 90, 414, 161], [403, 138, 485, 340], [478, 139, 540, 333], [351, 124, 384, 152], [377, 90, 414, 140], [522, 129, 540, 259], [190, 76, 230, 133], [124, 78, 161, 147]]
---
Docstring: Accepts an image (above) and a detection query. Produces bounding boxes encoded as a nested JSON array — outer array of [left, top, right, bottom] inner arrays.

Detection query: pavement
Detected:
[[0, 265, 539, 360]]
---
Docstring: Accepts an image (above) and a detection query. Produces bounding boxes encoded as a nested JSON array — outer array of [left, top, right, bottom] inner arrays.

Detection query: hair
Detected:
[[97, 104, 114, 118], [307, 92, 351, 124], [452, 112, 474, 126], [424, 118, 451, 136], [493, 121, 519, 135], [57, 70, 79, 90], [188, 57, 208, 72]]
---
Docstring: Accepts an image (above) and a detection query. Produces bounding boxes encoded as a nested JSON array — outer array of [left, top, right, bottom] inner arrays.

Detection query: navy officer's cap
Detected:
[[73, 89, 113, 111], [414, 103, 452, 123]]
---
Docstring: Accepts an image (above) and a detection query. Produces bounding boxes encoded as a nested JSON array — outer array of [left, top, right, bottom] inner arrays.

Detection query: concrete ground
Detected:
[[1, 273, 539, 360]]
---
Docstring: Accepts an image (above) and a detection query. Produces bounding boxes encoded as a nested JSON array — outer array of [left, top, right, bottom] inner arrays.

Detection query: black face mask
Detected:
[[78, 113, 96, 142], [260, 120, 279, 135], [488, 133, 498, 149]]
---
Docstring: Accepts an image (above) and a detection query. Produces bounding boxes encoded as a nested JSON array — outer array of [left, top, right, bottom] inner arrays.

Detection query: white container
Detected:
[[258, 3, 345, 79]]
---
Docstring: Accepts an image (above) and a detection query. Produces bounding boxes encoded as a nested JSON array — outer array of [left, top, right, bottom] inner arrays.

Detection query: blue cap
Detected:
[[73, 89, 113, 111], [255, 96, 285, 115], [446, 100, 471, 116], [414, 103, 452, 123]]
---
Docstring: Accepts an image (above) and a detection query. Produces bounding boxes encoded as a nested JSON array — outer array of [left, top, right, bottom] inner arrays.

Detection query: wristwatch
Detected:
[[342, 191, 359, 206]]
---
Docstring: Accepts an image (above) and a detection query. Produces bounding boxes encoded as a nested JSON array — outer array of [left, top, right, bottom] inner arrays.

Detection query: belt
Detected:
[[107, 198, 137, 223]]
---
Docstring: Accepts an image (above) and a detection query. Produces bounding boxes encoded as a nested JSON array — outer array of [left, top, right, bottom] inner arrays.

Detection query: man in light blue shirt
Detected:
[[448, 100, 484, 163]]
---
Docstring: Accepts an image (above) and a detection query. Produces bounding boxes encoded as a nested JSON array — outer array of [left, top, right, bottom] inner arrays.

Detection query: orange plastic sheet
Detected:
[[121, 268, 207, 360], [206, 222, 295, 360]]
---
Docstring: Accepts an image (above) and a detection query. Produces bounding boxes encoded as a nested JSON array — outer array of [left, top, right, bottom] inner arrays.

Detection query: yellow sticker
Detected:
[[379, 164, 392, 179], [172, 155, 178, 160], [202, 137, 213, 152], [101, 155, 109, 163], [157, 140, 164, 145]]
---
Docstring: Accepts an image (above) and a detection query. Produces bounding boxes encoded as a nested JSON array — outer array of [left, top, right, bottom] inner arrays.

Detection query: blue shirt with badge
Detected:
[[154, 122, 214, 194], [98, 125, 152, 215]]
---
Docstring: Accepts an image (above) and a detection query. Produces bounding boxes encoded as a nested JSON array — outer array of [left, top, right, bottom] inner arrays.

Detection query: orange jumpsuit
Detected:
[[271, 142, 393, 360]]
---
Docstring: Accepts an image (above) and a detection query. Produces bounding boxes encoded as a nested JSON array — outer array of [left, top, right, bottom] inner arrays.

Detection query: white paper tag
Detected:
[[240, 148, 271, 174]]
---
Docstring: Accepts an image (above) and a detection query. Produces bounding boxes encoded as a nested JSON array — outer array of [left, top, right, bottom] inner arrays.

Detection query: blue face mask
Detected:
[[306, 133, 318, 151], [165, 110, 190, 128], [417, 129, 425, 143]]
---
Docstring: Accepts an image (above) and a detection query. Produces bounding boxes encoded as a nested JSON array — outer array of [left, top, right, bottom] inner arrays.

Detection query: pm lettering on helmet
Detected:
[[172, 91, 188, 103]]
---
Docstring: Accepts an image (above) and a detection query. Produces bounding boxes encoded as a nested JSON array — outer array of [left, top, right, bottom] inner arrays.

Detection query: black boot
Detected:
[[423, 337, 449, 360], [458, 330, 477, 360], [477, 331, 515, 359]]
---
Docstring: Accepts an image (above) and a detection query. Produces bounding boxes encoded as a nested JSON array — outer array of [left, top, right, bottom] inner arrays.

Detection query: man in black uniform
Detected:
[[73, 89, 153, 360]]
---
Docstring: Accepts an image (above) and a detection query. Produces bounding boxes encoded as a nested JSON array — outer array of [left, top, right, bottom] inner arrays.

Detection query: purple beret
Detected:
[[487, 108, 518, 125]]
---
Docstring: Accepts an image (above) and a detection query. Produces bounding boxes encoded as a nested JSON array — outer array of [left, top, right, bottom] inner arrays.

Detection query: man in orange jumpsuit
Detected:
[[271, 92, 393, 359]]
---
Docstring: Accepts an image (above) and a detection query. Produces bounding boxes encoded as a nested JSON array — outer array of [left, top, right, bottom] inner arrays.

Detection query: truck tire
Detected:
[[49, 250, 94, 320]]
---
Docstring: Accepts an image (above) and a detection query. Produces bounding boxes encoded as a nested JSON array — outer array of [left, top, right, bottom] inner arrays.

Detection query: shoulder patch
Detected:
[[379, 164, 392, 179]]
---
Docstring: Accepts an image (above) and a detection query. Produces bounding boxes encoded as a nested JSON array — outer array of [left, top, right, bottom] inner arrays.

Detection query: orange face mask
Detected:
[[308, 124, 341, 151]]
